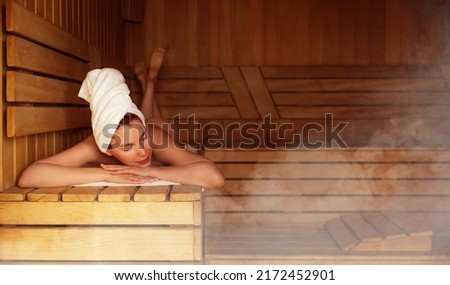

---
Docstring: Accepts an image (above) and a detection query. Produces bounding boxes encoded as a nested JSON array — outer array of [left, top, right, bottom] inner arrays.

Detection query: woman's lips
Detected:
[[137, 156, 150, 165]]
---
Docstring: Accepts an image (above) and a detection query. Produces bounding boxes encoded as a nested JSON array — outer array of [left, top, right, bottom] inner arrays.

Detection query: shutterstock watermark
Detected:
[[104, 113, 349, 151]]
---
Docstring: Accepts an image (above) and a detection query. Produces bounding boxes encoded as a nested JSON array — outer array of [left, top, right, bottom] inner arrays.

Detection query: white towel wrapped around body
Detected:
[[78, 68, 146, 153]]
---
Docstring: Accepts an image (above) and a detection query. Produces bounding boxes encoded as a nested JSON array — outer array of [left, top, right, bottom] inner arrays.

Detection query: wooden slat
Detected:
[[62, 186, 104, 202], [157, 93, 235, 106], [196, 118, 450, 148], [213, 179, 450, 196], [121, 0, 145, 22], [88, 45, 102, 69], [5, 0, 89, 61], [0, 227, 195, 261], [350, 235, 432, 252], [6, 71, 85, 104], [362, 213, 406, 239], [206, 213, 450, 239], [205, 196, 450, 213], [221, 67, 259, 119], [382, 211, 433, 237], [216, 162, 450, 179], [206, 213, 337, 228], [156, 79, 229, 92], [27, 187, 70, 202], [7, 106, 91, 137], [340, 214, 383, 243], [324, 217, 358, 251], [261, 65, 443, 78], [207, 236, 336, 249], [0, 201, 196, 225], [272, 92, 450, 106], [161, 106, 240, 119], [159, 66, 224, 79], [205, 149, 450, 163], [6, 35, 90, 81], [170, 185, 202, 202], [98, 186, 137, 202], [194, 228, 203, 261], [0, 187, 35, 201], [278, 106, 450, 119], [266, 78, 448, 92], [441, 65, 450, 88], [240, 67, 279, 118], [133, 185, 169, 202]]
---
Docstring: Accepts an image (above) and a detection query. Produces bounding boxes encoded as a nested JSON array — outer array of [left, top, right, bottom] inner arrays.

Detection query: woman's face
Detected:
[[106, 119, 152, 168]]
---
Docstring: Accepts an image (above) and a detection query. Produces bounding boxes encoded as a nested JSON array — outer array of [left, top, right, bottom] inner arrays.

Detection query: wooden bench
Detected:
[[204, 147, 450, 264], [1, 0, 204, 264], [197, 64, 450, 264], [0, 185, 203, 263]]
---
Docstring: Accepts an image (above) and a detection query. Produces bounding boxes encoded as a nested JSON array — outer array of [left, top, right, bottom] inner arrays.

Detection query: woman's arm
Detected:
[[19, 164, 108, 188], [101, 160, 224, 188], [18, 136, 156, 188]]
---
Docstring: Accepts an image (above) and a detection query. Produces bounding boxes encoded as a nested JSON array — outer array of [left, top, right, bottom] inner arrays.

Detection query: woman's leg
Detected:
[[135, 48, 165, 119]]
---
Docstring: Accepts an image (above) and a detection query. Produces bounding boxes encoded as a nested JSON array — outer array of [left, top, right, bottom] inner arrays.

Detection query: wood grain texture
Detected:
[[6, 0, 89, 61], [6, 71, 85, 104], [221, 67, 259, 119], [7, 106, 91, 137], [240, 67, 279, 118], [0, 227, 196, 261], [0, 201, 197, 225], [138, 0, 450, 66], [2, 0, 121, 189], [0, 187, 35, 201], [7, 35, 90, 81], [98, 186, 137, 202], [170, 185, 202, 202], [27, 186, 71, 202], [133, 185, 169, 202]]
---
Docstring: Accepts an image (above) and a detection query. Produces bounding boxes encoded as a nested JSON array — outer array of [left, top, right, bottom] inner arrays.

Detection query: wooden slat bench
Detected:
[[199, 63, 450, 264], [1, 0, 204, 264], [204, 148, 450, 264], [0, 185, 203, 263]]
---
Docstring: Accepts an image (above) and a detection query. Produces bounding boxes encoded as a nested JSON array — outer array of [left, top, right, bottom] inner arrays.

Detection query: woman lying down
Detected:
[[18, 49, 225, 188]]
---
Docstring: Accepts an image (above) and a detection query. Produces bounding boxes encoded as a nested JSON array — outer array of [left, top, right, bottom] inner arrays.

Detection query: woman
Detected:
[[18, 49, 225, 188]]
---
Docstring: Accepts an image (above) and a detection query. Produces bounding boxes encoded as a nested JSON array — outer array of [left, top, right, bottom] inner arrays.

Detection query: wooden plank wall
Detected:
[[131, 0, 450, 66], [155, 64, 450, 147], [1, 0, 127, 189]]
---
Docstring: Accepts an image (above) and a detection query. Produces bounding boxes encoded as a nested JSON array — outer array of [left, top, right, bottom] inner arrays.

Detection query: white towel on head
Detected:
[[78, 68, 146, 153]]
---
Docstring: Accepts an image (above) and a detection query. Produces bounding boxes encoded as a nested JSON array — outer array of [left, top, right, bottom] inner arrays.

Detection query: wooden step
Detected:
[[324, 212, 432, 252]]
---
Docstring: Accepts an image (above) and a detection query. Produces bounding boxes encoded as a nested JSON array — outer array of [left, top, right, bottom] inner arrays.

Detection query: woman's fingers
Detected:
[[107, 174, 159, 184], [101, 164, 157, 181], [101, 164, 129, 170]]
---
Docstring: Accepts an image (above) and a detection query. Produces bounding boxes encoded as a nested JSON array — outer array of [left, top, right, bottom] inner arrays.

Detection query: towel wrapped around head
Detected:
[[78, 68, 146, 153]]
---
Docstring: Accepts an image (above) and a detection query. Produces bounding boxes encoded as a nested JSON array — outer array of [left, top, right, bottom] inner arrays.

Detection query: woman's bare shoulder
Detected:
[[39, 135, 117, 167]]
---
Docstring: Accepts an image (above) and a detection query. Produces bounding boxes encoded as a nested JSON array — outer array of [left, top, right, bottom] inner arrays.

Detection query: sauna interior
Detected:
[[1, 0, 450, 264]]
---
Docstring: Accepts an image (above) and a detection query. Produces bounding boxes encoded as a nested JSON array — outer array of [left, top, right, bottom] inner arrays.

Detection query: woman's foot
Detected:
[[134, 61, 147, 89], [148, 48, 166, 81]]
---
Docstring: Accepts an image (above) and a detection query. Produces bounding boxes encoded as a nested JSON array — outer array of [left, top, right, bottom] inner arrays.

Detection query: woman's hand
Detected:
[[104, 173, 157, 184], [101, 164, 159, 181]]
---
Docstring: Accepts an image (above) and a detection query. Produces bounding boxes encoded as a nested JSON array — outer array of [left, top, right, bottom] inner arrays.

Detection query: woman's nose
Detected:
[[138, 148, 147, 156]]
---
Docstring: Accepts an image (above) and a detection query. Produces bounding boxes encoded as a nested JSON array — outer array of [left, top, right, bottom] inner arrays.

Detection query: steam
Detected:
[[207, 116, 450, 256]]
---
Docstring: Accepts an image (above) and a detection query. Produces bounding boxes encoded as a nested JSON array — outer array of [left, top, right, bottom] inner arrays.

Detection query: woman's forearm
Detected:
[[18, 162, 109, 188], [147, 161, 225, 188]]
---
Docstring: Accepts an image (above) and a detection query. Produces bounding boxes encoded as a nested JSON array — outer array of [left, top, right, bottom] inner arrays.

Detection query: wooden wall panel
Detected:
[[136, 0, 450, 66], [1, 0, 127, 189]]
